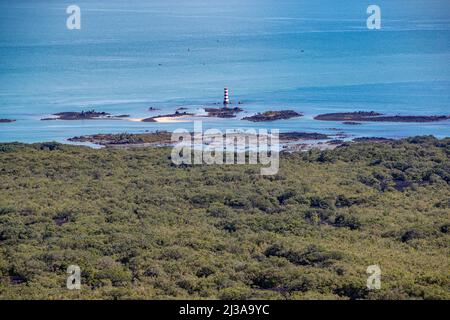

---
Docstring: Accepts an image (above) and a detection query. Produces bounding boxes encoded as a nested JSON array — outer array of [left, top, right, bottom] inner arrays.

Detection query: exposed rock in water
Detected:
[[141, 118, 157, 123], [315, 111, 450, 122], [368, 115, 450, 122], [315, 112, 382, 121], [142, 111, 194, 122], [204, 107, 243, 118], [243, 110, 302, 122], [343, 121, 362, 125], [40, 110, 129, 121], [0, 119, 16, 123], [279, 132, 330, 140]]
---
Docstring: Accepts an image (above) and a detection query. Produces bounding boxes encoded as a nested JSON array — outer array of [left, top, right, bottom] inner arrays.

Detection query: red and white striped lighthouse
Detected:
[[223, 87, 230, 106]]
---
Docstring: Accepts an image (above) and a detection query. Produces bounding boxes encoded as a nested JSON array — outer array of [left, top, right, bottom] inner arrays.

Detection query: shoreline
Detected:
[[153, 115, 193, 123], [63, 130, 437, 152], [2, 107, 450, 145], [2, 133, 449, 156], [314, 111, 450, 123]]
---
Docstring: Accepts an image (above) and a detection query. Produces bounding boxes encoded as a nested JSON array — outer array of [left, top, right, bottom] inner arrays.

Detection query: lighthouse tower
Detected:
[[223, 87, 230, 107]]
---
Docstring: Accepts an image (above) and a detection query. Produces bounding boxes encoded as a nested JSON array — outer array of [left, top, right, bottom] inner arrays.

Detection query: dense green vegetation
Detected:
[[68, 131, 172, 145], [0, 136, 449, 299]]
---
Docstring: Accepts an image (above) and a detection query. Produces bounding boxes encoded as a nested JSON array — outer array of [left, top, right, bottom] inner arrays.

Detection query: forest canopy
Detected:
[[0, 136, 449, 299]]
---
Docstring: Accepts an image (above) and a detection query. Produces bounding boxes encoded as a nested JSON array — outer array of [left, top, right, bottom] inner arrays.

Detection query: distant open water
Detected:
[[0, 0, 449, 143]]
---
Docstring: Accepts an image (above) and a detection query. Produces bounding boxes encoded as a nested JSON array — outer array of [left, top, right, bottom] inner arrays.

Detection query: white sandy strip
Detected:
[[153, 116, 192, 123], [125, 117, 192, 123]]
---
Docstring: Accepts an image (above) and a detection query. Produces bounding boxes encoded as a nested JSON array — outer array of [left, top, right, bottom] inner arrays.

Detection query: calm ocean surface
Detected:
[[0, 0, 449, 143]]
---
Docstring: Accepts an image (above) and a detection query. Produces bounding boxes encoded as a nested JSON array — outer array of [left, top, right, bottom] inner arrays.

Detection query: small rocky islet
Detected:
[[204, 107, 243, 118], [242, 110, 302, 122], [343, 121, 362, 125], [41, 110, 130, 121], [0, 119, 16, 123], [279, 132, 330, 140], [142, 111, 194, 122], [314, 111, 450, 123]]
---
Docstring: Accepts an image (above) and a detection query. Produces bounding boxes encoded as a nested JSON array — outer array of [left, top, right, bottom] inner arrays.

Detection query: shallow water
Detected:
[[0, 0, 449, 143]]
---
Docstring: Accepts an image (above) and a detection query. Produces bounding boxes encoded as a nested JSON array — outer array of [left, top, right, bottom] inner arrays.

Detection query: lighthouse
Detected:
[[223, 87, 230, 106]]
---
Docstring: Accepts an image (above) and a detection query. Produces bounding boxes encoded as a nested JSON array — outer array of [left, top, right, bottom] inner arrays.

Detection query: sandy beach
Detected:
[[126, 116, 193, 123], [153, 116, 193, 123]]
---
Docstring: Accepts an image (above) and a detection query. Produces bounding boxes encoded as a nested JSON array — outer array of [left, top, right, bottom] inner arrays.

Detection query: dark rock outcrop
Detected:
[[315, 111, 450, 123], [279, 132, 330, 140], [243, 110, 302, 122], [204, 107, 243, 118], [142, 111, 193, 122], [0, 119, 16, 123], [40, 110, 130, 121]]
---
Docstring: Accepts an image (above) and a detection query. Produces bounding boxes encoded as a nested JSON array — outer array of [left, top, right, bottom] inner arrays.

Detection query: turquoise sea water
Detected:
[[0, 0, 450, 143]]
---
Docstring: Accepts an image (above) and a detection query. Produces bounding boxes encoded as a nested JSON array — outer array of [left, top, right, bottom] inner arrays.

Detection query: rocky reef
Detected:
[[242, 110, 302, 122], [279, 132, 330, 140], [315, 111, 450, 122], [142, 111, 194, 122], [0, 119, 16, 123], [41, 110, 129, 121], [204, 107, 243, 118]]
